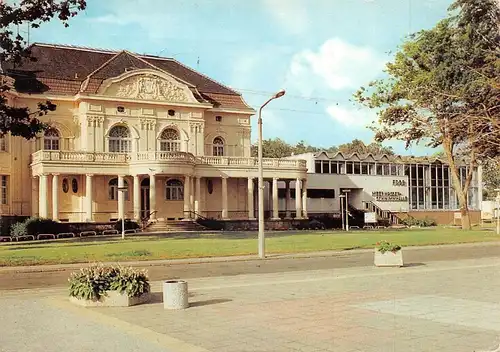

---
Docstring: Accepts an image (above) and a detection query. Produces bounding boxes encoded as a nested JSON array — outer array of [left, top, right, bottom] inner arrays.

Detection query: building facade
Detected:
[[283, 151, 482, 223], [1, 44, 307, 223]]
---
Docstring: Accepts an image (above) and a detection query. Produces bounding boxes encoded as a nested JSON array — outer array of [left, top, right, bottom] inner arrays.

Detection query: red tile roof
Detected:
[[4, 43, 252, 111]]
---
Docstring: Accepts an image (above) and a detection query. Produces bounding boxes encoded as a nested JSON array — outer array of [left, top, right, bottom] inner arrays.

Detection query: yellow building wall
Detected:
[[3, 87, 256, 221]]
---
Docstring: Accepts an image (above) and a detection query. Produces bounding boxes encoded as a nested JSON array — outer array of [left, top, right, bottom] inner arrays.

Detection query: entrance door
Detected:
[[140, 178, 150, 219]]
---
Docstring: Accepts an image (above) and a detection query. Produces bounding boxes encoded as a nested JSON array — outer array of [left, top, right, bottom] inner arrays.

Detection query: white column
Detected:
[[190, 175, 194, 212], [272, 177, 279, 220], [133, 175, 140, 221], [248, 177, 255, 220], [52, 174, 59, 221], [285, 180, 291, 219], [31, 176, 38, 217], [118, 175, 125, 220], [194, 176, 201, 218], [183, 175, 191, 219], [39, 174, 48, 218], [302, 179, 308, 219], [221, 176, 228, 220], [85, 174, 93, 221], [149, 174, 156, 220], [295, 178, 302, 219]]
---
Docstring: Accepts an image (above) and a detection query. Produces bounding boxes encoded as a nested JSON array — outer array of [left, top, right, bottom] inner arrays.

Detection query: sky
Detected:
[[24, 0, 455, 155]]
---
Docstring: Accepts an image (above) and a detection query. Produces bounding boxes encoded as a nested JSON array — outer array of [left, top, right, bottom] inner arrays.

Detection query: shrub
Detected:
[[10, 221, 27, 237], [401, 216, 437, 227], [114, 219, 140, 232], [23, 217, 61, 235], [68, 263, 150, 300], [376, 240, 402, 254]]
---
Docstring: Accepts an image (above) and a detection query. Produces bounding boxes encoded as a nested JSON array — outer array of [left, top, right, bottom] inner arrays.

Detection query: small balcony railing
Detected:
[[31, 150, 307, 169]]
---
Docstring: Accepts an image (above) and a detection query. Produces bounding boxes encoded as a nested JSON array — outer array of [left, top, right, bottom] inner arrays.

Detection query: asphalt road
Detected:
[[0, 243, 499, 291]]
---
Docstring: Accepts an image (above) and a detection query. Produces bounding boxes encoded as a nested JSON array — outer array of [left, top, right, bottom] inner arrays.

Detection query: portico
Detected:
[[31, 151, 307, 223]]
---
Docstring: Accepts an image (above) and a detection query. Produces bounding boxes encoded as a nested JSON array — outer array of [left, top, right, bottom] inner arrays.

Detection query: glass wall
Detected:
[[314, 160, 405, 176], [312, 156, 481, 211], [406, 163, 479, 210]]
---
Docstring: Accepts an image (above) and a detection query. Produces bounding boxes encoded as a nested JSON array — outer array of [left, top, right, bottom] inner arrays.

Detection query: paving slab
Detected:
[[1, 256, 500, 351]]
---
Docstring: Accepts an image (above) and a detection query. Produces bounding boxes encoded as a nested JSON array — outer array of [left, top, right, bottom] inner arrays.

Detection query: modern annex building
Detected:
[[283, 152, 483, 225], [0, 43, 307, 226]]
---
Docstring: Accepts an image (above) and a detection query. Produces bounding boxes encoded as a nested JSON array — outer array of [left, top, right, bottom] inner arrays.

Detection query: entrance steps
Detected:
[[145, 219, 208, 233]]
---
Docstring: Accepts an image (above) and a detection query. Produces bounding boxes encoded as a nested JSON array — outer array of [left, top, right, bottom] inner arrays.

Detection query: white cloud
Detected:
[[89, 1, 183, 40], [261, 110, 286, 138], [261, 0, 309, 35], [285, 38, 387, 95], [326, 105, 377, 128]]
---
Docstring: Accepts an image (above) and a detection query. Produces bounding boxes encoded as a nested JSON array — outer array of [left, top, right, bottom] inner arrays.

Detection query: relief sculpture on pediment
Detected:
[[114, 74, 189, 102]]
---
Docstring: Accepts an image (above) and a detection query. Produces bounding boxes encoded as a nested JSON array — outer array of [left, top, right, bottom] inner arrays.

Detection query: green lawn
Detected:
[[0, 228, 498, 267]]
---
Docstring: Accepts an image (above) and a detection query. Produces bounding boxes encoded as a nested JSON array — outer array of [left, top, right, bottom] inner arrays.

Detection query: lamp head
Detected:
[[273, 89, 286, 99]]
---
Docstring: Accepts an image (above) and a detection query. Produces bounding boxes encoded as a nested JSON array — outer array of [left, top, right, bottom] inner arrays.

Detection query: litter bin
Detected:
[[163, 280, 189, 309]]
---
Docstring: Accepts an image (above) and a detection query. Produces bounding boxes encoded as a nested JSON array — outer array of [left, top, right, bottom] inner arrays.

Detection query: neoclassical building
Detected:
[[1, 43, 307, 225]]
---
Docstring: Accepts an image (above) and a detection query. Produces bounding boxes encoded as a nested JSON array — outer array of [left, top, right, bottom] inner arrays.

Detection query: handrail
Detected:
[[364, 201, 400, 225], [141, 210, 158, 229], [187, 210, 210, 221]]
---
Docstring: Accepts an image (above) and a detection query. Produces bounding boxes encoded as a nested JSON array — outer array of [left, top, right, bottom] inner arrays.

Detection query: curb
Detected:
[[1, 241, 499, 274]]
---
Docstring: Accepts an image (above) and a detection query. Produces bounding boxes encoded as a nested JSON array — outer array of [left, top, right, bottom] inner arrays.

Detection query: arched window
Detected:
[[165, 179, 183, 200], [159, 128, 180, 152], [108, 125, 131, 153], [44, 128, 60, 150], [213, 137, 224, 156], [108, 178, 129, 200]]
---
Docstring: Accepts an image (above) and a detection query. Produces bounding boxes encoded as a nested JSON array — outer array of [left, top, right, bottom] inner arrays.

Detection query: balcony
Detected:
[[31, 150, 306, 169]]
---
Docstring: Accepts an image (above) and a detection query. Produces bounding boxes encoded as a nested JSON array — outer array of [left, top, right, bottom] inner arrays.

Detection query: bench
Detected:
[[0, 236, 11, 242], [363, 225, 374, 230], [102, 230, 118, 235], [124, 229, 137, 234], [37, 234, 56, 240], [349, 226, 360, 230], [57, 232, 75, 239], [79, 231, 97, 237]]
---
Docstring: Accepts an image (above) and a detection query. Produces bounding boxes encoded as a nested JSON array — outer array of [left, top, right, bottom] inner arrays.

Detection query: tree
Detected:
[[354, 0, 499, 230], [337, 139, 394, 155], [0, 0, 86, 139], [293, 140, 320, 155], [482, 158, 500, 199], [250, 138, 293, 158]]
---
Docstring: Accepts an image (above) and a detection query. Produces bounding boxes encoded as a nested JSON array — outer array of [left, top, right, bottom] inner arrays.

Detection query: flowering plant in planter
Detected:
[[376, 240, 402, 254], [68, 263, 150, 300]]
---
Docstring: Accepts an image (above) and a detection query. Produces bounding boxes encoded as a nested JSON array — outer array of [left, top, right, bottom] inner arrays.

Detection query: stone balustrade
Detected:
[[30, 150, 306, 168]]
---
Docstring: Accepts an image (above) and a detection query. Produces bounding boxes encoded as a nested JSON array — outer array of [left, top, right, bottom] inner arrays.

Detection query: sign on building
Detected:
[[364, 212, 377, 224]]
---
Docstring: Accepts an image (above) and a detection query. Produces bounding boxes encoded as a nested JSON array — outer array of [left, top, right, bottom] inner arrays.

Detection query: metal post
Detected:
[[340, 195, 345, 231], [258, 90, 285, 259], [496, 189, 500, 235], [118, 186, 128, 240], [258, 109, 265, 258], [345, 191, 349, 231], [121, 217, 125, 239]]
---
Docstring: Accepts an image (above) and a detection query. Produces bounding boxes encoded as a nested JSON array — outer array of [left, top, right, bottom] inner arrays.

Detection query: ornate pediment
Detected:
[[97, 70, 198, 104]]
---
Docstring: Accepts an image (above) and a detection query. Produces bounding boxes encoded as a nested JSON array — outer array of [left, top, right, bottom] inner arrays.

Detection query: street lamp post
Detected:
[[339, 195, 345, 230], [258, 89, 286, 259], [117, 186, 128, 239], [343, 189, 351, 231]]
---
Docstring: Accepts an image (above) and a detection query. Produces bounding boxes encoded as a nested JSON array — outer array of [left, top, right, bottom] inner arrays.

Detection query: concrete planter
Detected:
[[70, 290, 150, 307], [163, 280, 189, 310], [374, 249, 403, 267]]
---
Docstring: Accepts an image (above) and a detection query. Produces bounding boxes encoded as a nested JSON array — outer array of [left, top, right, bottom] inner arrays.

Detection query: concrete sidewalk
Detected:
[[2, 256, 500, 351], [1, 240, 500, 274]]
